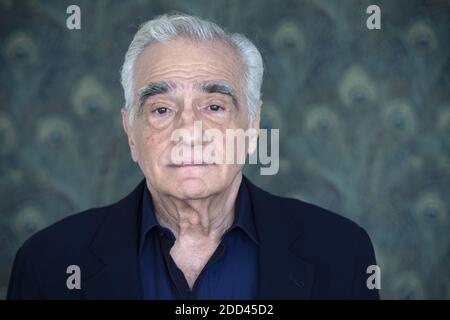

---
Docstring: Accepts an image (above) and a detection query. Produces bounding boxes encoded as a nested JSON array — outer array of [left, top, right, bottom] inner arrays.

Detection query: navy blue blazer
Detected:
[[7, 176, 380, 299]]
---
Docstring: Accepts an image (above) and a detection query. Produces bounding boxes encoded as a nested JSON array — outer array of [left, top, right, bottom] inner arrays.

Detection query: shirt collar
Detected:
[[227, 178, 259, 245], [139, 178, 259, 255], [139, 183, 159, 255]]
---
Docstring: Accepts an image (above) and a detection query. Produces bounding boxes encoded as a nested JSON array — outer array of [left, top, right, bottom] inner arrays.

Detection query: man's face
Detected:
[[123, 38, 260, 199]]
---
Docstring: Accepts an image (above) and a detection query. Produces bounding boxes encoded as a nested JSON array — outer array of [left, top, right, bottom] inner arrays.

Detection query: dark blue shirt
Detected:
[[139, 180, 259, 300]]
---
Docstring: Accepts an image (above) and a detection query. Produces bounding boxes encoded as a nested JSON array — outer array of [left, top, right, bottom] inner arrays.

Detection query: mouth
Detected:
[[167, 162, 216, 168]]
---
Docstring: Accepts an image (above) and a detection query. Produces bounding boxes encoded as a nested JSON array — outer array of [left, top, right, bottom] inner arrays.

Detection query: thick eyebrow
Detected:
[[138, 81, 176, 108], [199, 81, 240, 110]]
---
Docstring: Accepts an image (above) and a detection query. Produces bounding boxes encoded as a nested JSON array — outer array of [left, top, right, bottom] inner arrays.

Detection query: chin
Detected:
[[159, 165, 219, 197], [173, 177, 215, 199]]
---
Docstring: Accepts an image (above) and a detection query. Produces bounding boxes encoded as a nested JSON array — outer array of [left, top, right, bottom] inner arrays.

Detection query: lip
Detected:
[[167, 163, 216, 167]]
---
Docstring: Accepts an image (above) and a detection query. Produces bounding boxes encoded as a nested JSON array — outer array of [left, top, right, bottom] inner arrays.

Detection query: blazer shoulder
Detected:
[[249, 178, 365, 237], [280, 195, 364, 235], [245, 177, 368, 239], [19, 179, 146, 253], [18, 203, 112, 259]]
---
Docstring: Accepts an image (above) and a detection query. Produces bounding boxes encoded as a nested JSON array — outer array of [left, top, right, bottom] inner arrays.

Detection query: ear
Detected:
[[248, 100, 262, 155], [121, 108, 139, 163]]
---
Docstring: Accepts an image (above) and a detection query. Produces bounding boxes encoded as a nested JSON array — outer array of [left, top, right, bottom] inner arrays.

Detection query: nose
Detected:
[[173, 103, 205, 147]]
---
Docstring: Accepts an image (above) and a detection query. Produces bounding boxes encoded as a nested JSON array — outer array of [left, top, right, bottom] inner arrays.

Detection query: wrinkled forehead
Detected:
[[133, 38, 245, 94]]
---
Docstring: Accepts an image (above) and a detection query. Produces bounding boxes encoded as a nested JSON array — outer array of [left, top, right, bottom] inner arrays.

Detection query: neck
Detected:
[[148, 173, 243, 242]]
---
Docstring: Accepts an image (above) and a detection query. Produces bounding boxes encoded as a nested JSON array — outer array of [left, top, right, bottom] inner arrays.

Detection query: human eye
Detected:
[[206, 104, 225, 112], [151, 105, 172, 116]]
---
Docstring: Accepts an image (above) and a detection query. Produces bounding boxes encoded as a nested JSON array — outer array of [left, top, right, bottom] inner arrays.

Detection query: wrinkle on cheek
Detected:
[[136, 132, 159, 173], [142, 131, 158, 146], [140, 129, 170, 160]]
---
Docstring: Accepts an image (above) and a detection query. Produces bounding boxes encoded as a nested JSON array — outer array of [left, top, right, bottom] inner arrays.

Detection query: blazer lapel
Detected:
[[83, 180, 146, 299], [244, 176, 316, 299]]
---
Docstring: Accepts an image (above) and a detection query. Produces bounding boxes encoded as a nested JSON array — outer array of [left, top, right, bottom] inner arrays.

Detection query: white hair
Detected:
[[120, 13, 264, 124]]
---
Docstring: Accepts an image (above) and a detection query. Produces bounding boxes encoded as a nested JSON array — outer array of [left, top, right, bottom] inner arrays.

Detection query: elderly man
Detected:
[[7, 14, 379, 300]]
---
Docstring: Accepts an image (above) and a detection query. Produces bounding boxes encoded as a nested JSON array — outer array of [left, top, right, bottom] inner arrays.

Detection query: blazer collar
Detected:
[[243, 176, 316, 299], [84, 180, 145, 299], [84, 176, 316, 299]]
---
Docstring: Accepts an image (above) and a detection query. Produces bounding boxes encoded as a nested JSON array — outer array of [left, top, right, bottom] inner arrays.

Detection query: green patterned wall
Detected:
[[0, 0, 449, 299]]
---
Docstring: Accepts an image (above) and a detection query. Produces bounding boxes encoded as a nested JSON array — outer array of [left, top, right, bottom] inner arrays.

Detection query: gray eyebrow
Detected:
[[138, 81, 176, 108], [199, 81, 240, 110]]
